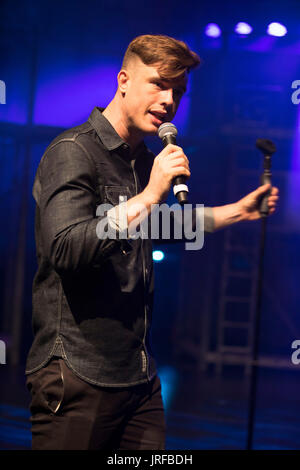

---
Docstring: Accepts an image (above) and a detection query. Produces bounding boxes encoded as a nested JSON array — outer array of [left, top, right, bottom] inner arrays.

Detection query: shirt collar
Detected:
[[88, 106, 125, 151], [88, 106, 148, 161]]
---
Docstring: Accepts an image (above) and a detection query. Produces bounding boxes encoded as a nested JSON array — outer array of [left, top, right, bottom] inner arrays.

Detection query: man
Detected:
[[25, 34, 279, 450]]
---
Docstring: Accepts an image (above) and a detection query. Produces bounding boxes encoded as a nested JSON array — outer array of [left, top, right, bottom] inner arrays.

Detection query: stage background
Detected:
[[0, 0, 300, 450]]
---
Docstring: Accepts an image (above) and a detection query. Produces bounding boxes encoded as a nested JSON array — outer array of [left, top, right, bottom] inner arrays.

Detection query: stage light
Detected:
[[235, 22, 253, 35], [152, 250, 165, 262], [158, 366, 179, 411], [267, 22, 287, 37], [205, 23, 222, 38]]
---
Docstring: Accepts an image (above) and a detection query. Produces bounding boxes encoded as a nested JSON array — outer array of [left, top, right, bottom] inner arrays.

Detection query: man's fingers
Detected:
[[243, 184, 269, 201], [164, 149, 188, 162], [256, 183, 271, 195], [268, 195, 279, 203], [268, 199, 278, 208], [165, 143, 182, 152], [271, 186, 279, 196], [158, 144, 183, 157], [253, 184, 280, 202], [171, 166, 191, 179], [259, 185, 279, 208], [256, 184, 279, 195]]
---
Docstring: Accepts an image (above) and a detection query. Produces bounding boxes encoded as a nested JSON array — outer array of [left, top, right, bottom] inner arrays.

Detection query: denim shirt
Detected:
[[25, 107, 214, 387]]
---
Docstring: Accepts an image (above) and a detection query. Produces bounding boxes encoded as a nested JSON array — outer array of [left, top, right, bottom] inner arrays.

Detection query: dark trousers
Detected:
[[26, 357, 166, 450]]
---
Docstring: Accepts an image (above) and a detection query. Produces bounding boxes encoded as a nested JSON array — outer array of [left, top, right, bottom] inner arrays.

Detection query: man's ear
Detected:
[[118, 69, 130, 95]]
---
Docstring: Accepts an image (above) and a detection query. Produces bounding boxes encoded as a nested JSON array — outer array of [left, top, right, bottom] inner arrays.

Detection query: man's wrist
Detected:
[[212, 202, 244, 230], [141, 187, 161, 207], [230, 201, 246, 222]]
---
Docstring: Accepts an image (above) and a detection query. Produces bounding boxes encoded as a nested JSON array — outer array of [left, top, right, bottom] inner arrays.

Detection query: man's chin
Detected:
[[148, 126, 160, 135], [140, 123, 160, 136], [135, 116, 163, 136], [147, 113, 166, 133]]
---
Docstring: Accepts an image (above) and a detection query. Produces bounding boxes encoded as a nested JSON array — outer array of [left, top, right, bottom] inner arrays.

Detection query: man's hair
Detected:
[[121, 34, 201, 79]]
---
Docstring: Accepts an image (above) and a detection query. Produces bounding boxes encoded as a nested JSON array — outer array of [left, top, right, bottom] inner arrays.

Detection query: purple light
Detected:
[[267, 22, 287, 37], [34, 64, 120, 127], [235, 22, 253, 35], [205, 23, 222, 38], [172, 93, 190, 134], [287, 99, 300, 229]]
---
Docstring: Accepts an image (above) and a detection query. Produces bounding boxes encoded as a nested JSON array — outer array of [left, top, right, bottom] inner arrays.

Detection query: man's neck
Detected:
[[102, 97, 143, 152]]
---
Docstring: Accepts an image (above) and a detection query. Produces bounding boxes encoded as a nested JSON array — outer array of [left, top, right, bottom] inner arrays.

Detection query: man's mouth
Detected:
[[148, 111, 167, 125]]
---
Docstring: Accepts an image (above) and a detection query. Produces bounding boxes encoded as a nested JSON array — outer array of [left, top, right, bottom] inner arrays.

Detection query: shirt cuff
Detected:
[[203, 206, 215, 233], [106, 203, 133, 255], [107, 202, 128, 236]]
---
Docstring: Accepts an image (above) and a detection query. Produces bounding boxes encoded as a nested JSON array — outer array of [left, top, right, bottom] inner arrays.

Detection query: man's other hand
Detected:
[[236, 183, 279, 221]]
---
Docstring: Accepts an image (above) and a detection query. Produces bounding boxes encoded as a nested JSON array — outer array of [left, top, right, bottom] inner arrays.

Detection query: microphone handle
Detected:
[[162, 135, 189, 205], [259, 155, 272, 217]]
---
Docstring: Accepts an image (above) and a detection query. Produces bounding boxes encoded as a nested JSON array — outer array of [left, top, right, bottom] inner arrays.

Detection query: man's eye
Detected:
[[174, 89, 183, 98]]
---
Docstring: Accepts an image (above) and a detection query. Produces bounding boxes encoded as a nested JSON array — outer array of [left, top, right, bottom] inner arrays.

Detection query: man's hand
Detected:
[[143, 144, 191, 204], [113, 144, 190, 228], [236, 183, 279, 221], [123, 144, 190, 227], [212, 184, 279, 231]]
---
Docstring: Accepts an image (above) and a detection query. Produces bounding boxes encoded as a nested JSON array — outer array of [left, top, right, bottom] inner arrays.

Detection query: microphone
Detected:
[[158, 122, 189, 205], [256, 138, 276, 217]]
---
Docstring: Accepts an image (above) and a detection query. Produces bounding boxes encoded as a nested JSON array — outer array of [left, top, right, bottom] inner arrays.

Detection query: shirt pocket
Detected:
[[27, 358, 65, 416], [104, 185, 131, 206]]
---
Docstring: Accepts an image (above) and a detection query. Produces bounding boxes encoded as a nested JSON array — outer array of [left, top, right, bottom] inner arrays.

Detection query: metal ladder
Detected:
[[215, 223, 259, 375], [214, 139, 260, 375]]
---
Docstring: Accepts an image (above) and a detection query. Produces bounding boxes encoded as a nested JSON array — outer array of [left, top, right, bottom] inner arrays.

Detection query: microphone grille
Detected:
[[256, 138, 276, 155], [158, 122, 178, 140]]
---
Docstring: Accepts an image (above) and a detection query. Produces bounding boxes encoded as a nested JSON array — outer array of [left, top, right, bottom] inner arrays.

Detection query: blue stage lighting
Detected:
[[235, 22, 253, 35], [205, 23, 222, 38], [152, 250, 165, 262], [267, 22, 287, 37], [158, 366, 179, 412]]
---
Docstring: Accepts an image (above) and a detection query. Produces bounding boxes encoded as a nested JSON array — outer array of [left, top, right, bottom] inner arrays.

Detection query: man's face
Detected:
[[119, 57, 187, 135]]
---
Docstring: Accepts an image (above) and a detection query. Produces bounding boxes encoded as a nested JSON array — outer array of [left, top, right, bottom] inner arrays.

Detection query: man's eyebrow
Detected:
[[165, 79, 187, 94], [149, 76, 187, 94]]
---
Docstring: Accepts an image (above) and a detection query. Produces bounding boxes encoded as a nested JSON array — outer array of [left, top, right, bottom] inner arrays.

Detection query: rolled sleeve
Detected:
[[203, 206, 215, 233], [106, 202, 128, 235]]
